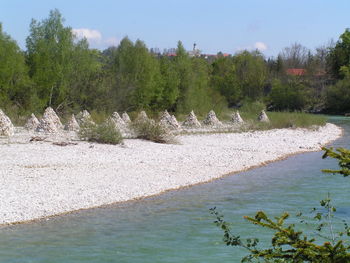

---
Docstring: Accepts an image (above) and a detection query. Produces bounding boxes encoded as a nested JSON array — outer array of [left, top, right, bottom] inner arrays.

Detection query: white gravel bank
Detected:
[[0, 123, 342, 224]]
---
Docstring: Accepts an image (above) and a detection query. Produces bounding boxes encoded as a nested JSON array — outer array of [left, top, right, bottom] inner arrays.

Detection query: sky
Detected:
[[1, 0, 349, 57]]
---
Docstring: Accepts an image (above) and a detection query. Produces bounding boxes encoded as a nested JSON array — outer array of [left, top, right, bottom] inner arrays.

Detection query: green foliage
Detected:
[[237, 101, 325, 129], [26, 9, 102, 112], [267, 112, 326, 129], [79, 120, 123, 145], [322, 147, 350, 177], [269, 79, 308, 111], [324, 76, 350, 114], [234, 50, 267, 100], [0, 23, 32, 111], [2, 9, 350, 117], [327, 28, 350, 79], [211, 147, 350, 262], [211, 56, 241, 106], [131, 118, 175, 144]]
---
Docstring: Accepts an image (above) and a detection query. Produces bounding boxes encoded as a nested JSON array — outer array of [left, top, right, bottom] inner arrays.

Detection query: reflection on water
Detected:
[[1, 117, 349, 262]]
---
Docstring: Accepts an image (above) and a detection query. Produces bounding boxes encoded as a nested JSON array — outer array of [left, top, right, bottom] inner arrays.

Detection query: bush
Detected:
[[325, 77, 350, 114], [131, 119, 175, 144], [269, 79, 308, 111], [79, 120, 123, 145]]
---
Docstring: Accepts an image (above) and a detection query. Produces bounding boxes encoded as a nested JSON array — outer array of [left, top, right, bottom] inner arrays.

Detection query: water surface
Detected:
[[1, 117, 349, 262]]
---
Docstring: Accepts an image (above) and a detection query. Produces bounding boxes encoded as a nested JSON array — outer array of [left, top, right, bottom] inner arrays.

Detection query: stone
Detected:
[[231, 111, 244, 124], [112, 112, 125, 125], [44, 107, 63, 128], [122, 112, 131, 123], [170, 115, 181, 129], [159, 110, 180, 130], [182, 110, 201, 128], [135, 111, 149, 122], [258, 110, 270, 122], [76, 110, 95, 126], [111, 112, 126, 130], [0, 109, 15, 136], [36, 107, 63, 133], [24, 113, 40, 130], [203, 110, 222, 126], [65, 114, 80, 132]]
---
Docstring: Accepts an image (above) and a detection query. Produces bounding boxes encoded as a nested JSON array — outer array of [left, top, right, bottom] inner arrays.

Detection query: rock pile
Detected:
[[76, 110, 95, 126], [25, 113, 40, 130], [36, 107, 63, 133], [159, 110, 181, 130], [258, 110, 270, 122], [122, 112, 131, 123], [0, 109, 15, 136], [203, 110, 222, 126], [231, 111, 244, 124], [64, 114, 80, 132], [110, 112, 127, 130], [135, 111, 149, 123], [182, 110, 201, 128]]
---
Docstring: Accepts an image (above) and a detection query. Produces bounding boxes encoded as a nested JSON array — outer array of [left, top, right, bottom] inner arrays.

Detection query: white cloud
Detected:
[[72, 28, 102, 43], [105, 37, 119, 47], [254, 42, 268, 51]]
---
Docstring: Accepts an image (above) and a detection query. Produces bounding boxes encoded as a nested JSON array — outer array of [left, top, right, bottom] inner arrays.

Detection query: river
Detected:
[[1, 117, 349, 262]]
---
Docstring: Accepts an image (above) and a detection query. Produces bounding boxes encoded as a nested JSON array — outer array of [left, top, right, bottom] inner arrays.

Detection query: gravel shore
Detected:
[[0, 123, 342, 225]]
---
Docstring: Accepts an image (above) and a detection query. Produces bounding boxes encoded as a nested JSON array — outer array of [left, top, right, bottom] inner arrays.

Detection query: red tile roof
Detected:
[[286, 68, 306, 76]]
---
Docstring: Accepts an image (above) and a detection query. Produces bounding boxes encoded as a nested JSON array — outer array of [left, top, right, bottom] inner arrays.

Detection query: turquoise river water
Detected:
[[0, 117, 349, 262]]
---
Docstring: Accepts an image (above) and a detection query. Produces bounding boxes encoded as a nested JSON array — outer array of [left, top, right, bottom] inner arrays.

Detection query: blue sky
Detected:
[[1, 0, 349, 57]]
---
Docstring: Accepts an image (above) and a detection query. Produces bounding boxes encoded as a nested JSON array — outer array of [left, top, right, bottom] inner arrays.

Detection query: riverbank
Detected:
[[0, 123, 342, 225]]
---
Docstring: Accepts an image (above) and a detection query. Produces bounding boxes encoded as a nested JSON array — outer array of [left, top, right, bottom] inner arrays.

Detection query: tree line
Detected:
[[1, 9, 350, 118]]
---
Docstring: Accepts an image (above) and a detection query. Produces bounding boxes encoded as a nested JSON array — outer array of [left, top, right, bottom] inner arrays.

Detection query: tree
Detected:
[[327, 28, 350, 79], [280, 43, 309, 69], [26, 9, 75, 110], [211, 56, 241, 106], [211, 148, 350, 262], [107, 37, 163, 111], [324, 75, 350, 114], [0, 23, 31, 111], [174, 41, 217, 114], [269, 79, 307, 111], [26, 9, 101, 113], [158, 56, 180, 111], [234, 50, 267, 100]]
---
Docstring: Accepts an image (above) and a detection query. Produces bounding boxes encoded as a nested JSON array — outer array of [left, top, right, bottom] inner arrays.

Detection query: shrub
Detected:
[[131, 119, 175, 144], [79, 120, 123, 145]]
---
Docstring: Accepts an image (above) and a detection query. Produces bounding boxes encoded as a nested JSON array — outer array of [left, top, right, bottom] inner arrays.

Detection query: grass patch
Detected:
[[238, 111, 327, 131], [131, 119, 175, 144], [79, 120, 123, 145]]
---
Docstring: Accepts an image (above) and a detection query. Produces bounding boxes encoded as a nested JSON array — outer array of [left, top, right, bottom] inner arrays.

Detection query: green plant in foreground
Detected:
[[322, 147, 350, 177], [211, 147, 350, 262], [78, 120, 123, 145]]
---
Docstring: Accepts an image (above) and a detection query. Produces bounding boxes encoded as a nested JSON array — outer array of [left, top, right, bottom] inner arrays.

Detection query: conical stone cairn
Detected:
[[36, 107, 63, 133], [135, 111, 149, 123], [76, 110, 95, 126], [25, 113, 40, 130], [231, 111, 244, 124], [111, 112, 126, 129], [159, 110, 180, 130], [182, 110, 201, 128], [170, 115, 181, 129], [0, 109, 15, 136], [122, 112, 131, 123], [258, 110, 270, 122], [65, 114, 80, 132], [203, 110, 222, 126]]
